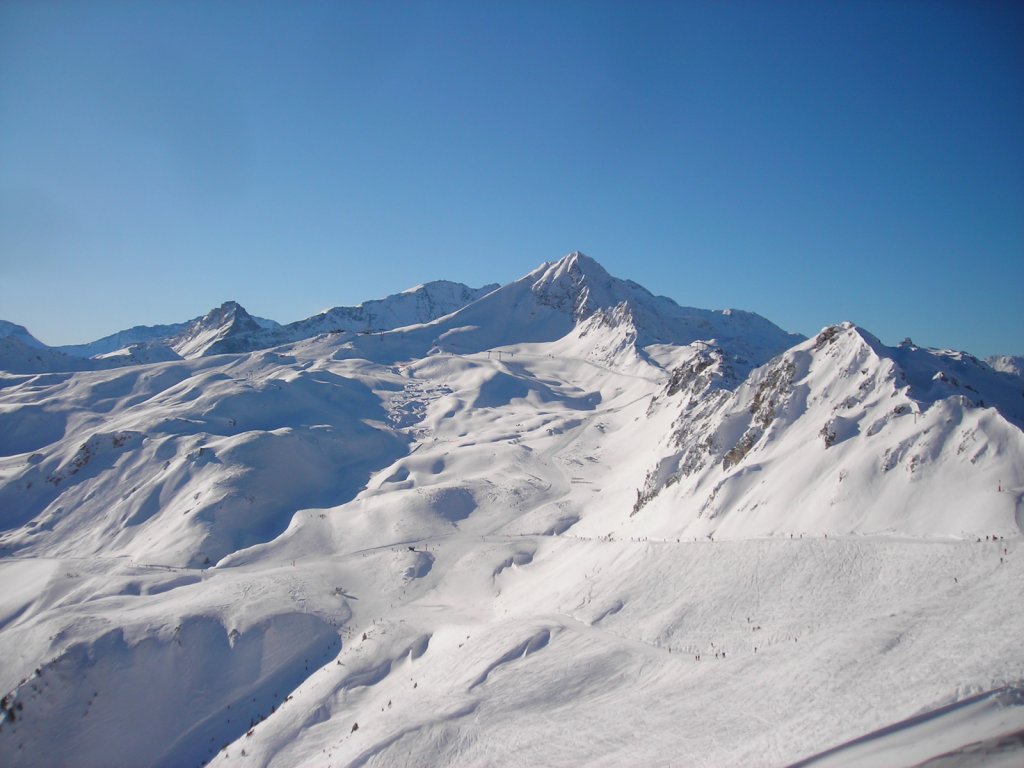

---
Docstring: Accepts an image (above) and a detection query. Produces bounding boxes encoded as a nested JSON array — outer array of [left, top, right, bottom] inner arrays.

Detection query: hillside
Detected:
[[630, 323, 1024, 540]]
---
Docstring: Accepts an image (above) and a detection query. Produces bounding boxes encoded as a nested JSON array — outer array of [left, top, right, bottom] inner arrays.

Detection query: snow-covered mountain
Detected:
[[319, 252, 801, 371], [279, 279, 501, 338], [631, 323, 1024, 539], [205, 279, 502, 358], [0, 321, 89, 374], [0, 321, 48, 350], [1, 253, 1021, 768], [987, 354, 1024, 379], [170, 300, 269, 358], [57, 320, 193, 358], [56, 313, 281, 360], [17, 281, 498, 368]]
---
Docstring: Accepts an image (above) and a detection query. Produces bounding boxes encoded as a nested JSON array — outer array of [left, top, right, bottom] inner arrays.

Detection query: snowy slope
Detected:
[[0, 321, 91, 374], [171, 301, 269, 358], [629, 323, 1024, 540], [317, 252, 801, 371], [285, 280, 501, 337], [0, 254, 1021, 768], [176, 279, 501, 361], [93, 343, 185, 366], [57, 315, 281, 360], [988, 354, 1024, 379], [57, 320, 193, 358], [0, 321, 48, 350], [0, 352, 407, 567]]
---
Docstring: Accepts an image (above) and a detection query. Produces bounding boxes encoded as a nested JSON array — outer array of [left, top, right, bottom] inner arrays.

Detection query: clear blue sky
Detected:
[[1, 0, 1022, 356]]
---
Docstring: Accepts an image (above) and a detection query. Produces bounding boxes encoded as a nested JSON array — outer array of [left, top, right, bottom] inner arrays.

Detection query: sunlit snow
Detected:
[[1, 253, 1021, 767]]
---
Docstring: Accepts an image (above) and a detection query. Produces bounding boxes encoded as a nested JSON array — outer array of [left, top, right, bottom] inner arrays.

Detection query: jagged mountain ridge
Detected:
[[630, 322, 1024, 539], [532, 253, 808, 365], [313, 252, 802, 372], [204, 279, 502, 358], [3, 252, 1017, 376]]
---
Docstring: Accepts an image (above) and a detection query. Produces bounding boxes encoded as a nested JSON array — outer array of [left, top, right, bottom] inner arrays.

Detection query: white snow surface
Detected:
[[0, 325, 87, 374], [0, 253, 1021, 768], [632, 323, 1024, 540], [0, 321, 48, 350], [987, 355, 1024, 379], [791, 685, 1024, 767], [57, 321, 194, 359]]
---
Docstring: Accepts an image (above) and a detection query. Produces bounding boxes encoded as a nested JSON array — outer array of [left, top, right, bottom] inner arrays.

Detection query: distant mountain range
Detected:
[[3, 254, 1017, 377], [0, 281, 499, 372]]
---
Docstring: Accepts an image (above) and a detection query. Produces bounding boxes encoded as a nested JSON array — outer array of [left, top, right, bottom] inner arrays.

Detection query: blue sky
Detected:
[[1, 0, 1021, 356]]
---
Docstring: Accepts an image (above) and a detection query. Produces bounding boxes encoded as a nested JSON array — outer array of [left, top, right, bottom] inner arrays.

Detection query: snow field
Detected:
[[791, 685, 1024, 767], [196, 534, 1023, 767]]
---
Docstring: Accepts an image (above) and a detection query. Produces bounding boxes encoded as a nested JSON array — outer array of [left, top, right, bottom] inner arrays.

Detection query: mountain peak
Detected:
[[561, 250, 597, 268], [538, 251, 609, 281], [211, 300, 250, 319], [171, 300, 262, 358], [529, 252, 618, 321], [210, 301, 259, 331]]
